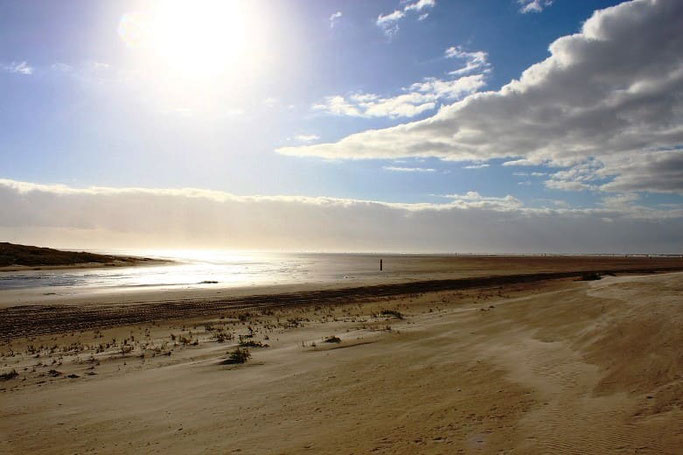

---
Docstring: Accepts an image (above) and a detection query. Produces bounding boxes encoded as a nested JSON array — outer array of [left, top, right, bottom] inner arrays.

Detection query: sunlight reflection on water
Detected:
[[0, 250, 383, 292]]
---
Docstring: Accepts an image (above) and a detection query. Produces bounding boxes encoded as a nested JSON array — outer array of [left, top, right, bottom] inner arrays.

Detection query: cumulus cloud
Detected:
[[282, 0, 683, 194], [1, 179, 682, 253], [600, 150, 683, 193], [311, 74, 486, 119], [2, 61, 33, 75], [329, 11, 342, 28], [518, 0, 553, 14], [377, 0, 436, 38]]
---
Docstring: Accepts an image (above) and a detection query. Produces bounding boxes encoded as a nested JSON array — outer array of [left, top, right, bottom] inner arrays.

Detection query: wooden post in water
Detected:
[[380, 259, 383, 271]]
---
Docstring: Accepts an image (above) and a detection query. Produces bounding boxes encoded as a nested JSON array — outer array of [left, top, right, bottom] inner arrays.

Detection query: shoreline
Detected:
[[3, 266, 683, 339], [2, 253, 683, 307]]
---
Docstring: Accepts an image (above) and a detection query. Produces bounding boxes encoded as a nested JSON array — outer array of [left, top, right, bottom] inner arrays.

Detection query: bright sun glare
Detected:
[[118, 0, 262, 80]]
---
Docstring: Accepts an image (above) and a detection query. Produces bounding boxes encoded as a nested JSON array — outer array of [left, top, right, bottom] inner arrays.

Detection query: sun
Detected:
[[119, 0, 262, 80]]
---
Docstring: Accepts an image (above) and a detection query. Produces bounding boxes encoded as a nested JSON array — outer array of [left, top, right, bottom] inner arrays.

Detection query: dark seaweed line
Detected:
[[2, 266, 683, 340]]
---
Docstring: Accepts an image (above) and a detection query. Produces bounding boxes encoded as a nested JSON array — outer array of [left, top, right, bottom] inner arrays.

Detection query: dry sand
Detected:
[[0, 267, 682, 453]]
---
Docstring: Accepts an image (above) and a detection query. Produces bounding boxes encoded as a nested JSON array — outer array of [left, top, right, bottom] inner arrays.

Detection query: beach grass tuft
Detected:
[[222, 347, 251, 365], [380, 309, 404, 319]]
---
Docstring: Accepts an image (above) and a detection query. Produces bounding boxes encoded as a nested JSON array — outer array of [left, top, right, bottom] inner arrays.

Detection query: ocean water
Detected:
[[0, 250, 394, 293]]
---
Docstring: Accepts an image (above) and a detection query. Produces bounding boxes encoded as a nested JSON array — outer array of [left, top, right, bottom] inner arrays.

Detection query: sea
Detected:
[[0, 250, 409, 295]]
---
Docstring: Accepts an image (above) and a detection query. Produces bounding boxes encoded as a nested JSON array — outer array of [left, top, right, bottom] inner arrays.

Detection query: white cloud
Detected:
[[445, 46, 490, 76], [329, 11, 342, 28], [439, 191, 523, 210], [377, 10, 405, 25], [312, 92, 436, 119], [383, 166, 436, 172], [311, 44, 489, 120], [2, 178, 682, 253], [282, 0, 683, 195], [404, 0, 436, 13], [515, 171, 547, 177], [409, 74, 487, 100], [545, 161, 604, 191], [376, 10, 405, 38], [295, 134, 320, 143], [377, 0, 436, 38], [312, 95, 362, 117], [311, 74, 485, 119], [2, 61, 33, 75], [600, 192, 640, 209], [463, 163, 490, 169], [600, 150, 683, 193], [518, 0, 553, 14]]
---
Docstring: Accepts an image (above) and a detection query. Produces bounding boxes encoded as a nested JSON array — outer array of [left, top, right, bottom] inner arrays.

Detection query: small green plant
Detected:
[[222, 348, 251, 365], [214, 331, 233, 343]]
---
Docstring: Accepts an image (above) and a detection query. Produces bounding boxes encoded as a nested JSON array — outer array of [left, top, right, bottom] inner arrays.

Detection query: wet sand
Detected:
[[1, 258, 682, 454], [2, 254, 682, 310]]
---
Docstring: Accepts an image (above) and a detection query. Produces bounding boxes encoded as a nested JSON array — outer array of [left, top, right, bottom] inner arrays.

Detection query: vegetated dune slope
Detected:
[[0, 242, 158, 269]]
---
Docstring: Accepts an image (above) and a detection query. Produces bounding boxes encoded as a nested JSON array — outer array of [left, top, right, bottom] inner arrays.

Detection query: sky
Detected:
[[1, 0, 682, 253]]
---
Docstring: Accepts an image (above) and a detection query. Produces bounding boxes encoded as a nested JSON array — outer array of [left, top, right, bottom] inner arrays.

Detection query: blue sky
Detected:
[[0, 0, 621, 198], [1, 0, 682, 252]]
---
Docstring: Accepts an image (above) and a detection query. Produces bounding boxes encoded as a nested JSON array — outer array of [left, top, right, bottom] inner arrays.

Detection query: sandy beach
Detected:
[[1, 257, 681, 454], [4, 0, 683, 453]]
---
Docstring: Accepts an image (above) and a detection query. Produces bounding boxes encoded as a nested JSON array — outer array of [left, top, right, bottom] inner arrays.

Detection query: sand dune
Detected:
[[0, 242, 165, 271], [1, 270, 681, 453]]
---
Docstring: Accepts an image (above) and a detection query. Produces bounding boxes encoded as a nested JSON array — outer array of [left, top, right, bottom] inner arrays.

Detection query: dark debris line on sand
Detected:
[[2, 266, 683, 340]]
